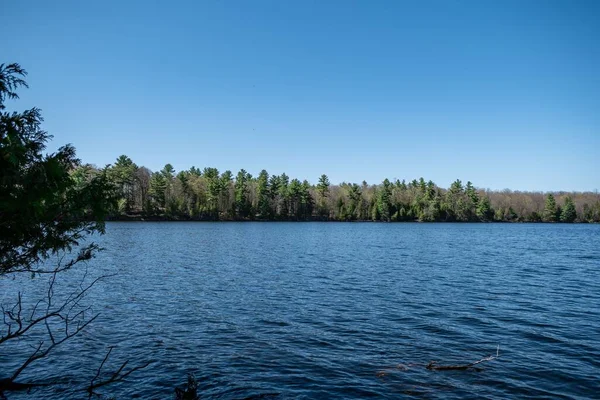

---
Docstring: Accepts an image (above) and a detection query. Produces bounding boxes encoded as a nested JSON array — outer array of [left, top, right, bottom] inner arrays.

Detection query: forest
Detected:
[[80, 156, 600, 223]]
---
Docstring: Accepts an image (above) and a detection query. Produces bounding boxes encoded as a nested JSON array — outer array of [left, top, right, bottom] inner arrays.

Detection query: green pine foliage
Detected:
[[476, 197, 493, 221], [0, 63, 114, 273], [94, 159, 599, 223], [560, 196, 577, 223], [543, 194, 559, 222]]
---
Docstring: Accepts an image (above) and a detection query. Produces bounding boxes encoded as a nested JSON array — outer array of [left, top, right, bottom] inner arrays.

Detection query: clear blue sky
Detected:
[[3, 0, 599, 191]]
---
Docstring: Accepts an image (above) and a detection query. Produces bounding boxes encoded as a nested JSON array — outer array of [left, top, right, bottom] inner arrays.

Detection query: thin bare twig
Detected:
[[10, 314, 99, 382], [87, 347, 153, 398], [1, 259, 110, 386]]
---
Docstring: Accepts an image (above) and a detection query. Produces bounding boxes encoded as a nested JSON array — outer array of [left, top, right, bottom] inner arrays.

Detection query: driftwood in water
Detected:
[[426, 361, 482, 371], [376, 346, 500, 377], [427, 346, 500, 371]]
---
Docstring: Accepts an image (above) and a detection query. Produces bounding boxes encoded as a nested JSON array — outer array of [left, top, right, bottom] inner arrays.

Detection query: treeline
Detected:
[[78, 155, 600, 223]]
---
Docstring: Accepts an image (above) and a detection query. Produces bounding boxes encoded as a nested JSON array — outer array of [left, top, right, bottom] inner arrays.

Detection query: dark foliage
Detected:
[[0, 63, 116, 275]]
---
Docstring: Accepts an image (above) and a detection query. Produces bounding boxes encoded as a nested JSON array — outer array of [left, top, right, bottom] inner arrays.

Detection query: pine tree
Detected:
[[377, 179, 392, 221], [202, 167, 220, 216], [317, 174, 330, 198], [277, 173, 289, 218], [256, 170, 271, 219], [300, 180, 314, 220], [235, 169, 251, 218], [316, 174, 330, 217], [108, 155, 138, 212], [220, 170, 233, 217], [476, 196, 493, 221], [347, 183, 361, 220], [288, 178, 302, 219], [149, 172, 167, 210], [543, 193, 558, 222], [466, 181, 479, 207], [560, 196, 577, 222]]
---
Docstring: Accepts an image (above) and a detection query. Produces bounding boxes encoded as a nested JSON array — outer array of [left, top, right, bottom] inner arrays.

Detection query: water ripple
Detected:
[[1, 222, 599, 399]]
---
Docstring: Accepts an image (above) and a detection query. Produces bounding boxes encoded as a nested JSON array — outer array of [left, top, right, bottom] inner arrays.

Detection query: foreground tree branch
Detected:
[[0, 259, 148, 397], [0, 259, 110, 392], [87, 346, 153, 399]]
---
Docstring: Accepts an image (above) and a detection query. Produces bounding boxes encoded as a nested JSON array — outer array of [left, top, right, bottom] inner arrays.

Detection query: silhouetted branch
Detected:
[[0, 260, 111, 390], [87, 347, 153, 398], [9, 302, 99, 382]]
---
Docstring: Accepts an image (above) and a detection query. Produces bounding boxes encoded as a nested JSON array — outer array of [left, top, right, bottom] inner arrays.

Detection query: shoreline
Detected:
[[106, 215, 593, 223]]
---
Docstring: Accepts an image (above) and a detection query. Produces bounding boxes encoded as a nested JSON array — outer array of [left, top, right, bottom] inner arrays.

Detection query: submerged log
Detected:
[[426, 361, 481, 371], [426, 346, 500, 372], [376, 346, 500, 377]]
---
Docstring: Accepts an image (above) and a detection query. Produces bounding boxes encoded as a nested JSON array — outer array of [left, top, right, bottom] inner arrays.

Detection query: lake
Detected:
[[2, 222, 599, 399]]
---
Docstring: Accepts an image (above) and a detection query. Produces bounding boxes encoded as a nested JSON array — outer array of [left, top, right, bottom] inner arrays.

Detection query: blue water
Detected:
[[1, 223, 599, 399]]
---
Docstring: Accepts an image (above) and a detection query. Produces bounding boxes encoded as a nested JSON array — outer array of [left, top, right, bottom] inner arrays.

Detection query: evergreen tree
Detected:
[[347, 183, 362, 220], [444, 179, 466, 221], [288, 178, 303, 219], [108, 155, 138, 212], [160, 164, 176, 213], [466, 181, 479, 205], [418, 177, 427, 194], [316, 174, 330, 217], [268, 174, 280, 199], [476, 196, 493, 221], [203, 167, 220, 216], [377, 179, 392, 221], [256, 169, 271, 219], [300, 180, 314, 220], [148, 172, 167, 210], [161, 163, 175, 181], [277, 173, 290, 218], [317, 174, 330, 198], [175, 171, 193, 217], [189, 166, 202, 177], [234, 169, 251, 218], [220, 170, 233, 217], [560, 196, 577, 222], [543, 193, 558, 222], [426, 180, 436, 200]]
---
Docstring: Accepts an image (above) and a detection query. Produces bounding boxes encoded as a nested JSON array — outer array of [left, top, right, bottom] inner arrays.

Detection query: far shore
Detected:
[[107, 215, 594, 223]]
